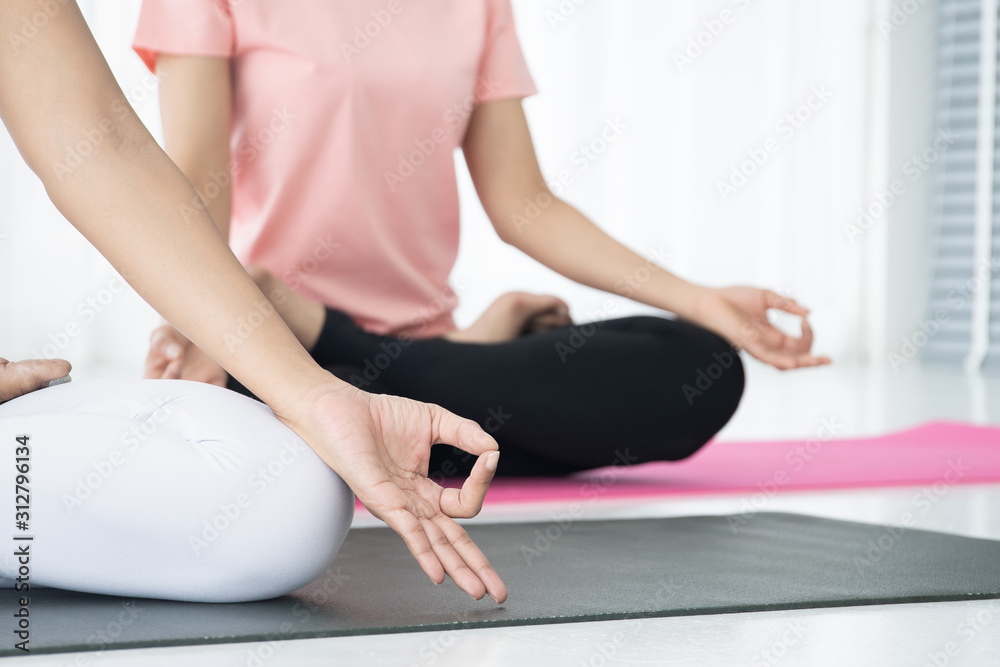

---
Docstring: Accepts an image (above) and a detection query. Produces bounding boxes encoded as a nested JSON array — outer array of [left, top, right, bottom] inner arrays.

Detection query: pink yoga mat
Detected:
[[355, 421, 1000, 509]]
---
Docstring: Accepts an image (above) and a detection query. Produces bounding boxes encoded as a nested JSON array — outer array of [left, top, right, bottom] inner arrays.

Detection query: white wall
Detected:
[[0, 0, 940, 379], [0, 1, 160, 376]]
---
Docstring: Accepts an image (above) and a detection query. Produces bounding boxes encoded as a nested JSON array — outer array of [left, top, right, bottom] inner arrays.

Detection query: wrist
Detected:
[[656, 282, 716, 322], [268, 366, 359, 426]]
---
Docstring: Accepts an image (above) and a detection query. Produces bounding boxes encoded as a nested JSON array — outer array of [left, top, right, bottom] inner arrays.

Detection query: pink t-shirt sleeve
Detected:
[[132, 0, 235, 73], [476, 0, 537, 103]]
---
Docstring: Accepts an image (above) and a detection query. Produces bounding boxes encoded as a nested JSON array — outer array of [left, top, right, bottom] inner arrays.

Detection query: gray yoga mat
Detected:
[[4, 512, 1000, 655]]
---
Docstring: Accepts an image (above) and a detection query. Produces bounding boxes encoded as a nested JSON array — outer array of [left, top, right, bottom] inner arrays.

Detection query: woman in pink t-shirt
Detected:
[[136, 0, 830, 477]]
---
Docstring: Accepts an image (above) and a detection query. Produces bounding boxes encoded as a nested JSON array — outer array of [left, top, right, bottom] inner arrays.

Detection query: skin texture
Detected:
[[0, 0, 507, 603], [147, 55, 830, 385]]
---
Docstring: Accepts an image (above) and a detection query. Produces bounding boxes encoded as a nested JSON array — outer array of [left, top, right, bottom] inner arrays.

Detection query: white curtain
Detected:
[[0, 0, 897, 378]]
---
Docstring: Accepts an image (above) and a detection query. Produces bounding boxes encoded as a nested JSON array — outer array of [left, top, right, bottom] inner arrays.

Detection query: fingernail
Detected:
[[165, 344, 182, 359], [489, 594, 500, 604], [46, 375, 71, 388], [485, 451, 500, 472]]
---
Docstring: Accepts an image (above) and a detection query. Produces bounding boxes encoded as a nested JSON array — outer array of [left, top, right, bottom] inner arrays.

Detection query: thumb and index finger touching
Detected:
[[430, 405, 501, 519]]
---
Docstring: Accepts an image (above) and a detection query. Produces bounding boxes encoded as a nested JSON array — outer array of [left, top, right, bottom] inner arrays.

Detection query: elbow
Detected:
[[492, 219, 520, 247], [486, 189, 557, 247]]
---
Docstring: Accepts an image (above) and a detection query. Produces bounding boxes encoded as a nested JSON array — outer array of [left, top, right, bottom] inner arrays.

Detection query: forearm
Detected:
[[504, 197, 709, 319], [170, 149, 232, 241], [51, 143, 330, 408], [0, 0, 334, 414], [464, 99, 709, 319]]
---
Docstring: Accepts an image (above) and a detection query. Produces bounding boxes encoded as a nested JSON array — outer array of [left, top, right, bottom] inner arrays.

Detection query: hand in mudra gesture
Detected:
[[691, 286, 832, 370], [277, 381, 508, 603]]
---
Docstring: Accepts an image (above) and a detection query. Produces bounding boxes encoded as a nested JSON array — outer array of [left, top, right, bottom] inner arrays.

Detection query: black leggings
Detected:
[[228, 309, 745, 477]]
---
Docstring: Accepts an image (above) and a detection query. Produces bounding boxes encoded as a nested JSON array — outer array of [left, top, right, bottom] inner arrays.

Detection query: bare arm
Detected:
[[157, 54, 233, 239], [463, 100, 706, 317], [0, 0, 507, 602], [0, 2, 310, 408], [463, 99, 830, 369]]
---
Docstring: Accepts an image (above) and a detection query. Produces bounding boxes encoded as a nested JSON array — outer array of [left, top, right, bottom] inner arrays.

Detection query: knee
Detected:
[[626, 322, 744, 462], [642, 318, 746, 415], [210, 477, 354, 602], [188, 455, 355, 602], [695, 330, 745, 414], [668, 330, 744, 460]]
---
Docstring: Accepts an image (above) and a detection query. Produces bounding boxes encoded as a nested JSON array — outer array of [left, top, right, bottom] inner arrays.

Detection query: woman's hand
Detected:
[[144, 324, 228, 387], [0, 357, 72, 403], [445, 292, 572, 344], [277, 381, 508, 603], [690, 287, 832, 370]]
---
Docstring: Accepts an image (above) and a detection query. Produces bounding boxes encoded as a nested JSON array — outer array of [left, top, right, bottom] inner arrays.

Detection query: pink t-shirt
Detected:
[[134, 0, 535, 337]]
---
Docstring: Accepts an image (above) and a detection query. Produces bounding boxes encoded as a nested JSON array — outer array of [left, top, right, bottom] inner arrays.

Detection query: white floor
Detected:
[[9, 361, 1000, 666]]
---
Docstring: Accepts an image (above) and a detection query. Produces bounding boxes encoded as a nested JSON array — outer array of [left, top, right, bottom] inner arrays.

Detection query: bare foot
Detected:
[[444, 292, 573, 344]]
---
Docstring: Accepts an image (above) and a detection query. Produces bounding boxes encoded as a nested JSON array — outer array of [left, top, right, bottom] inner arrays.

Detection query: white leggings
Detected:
[[0, 379, 354, 603]]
